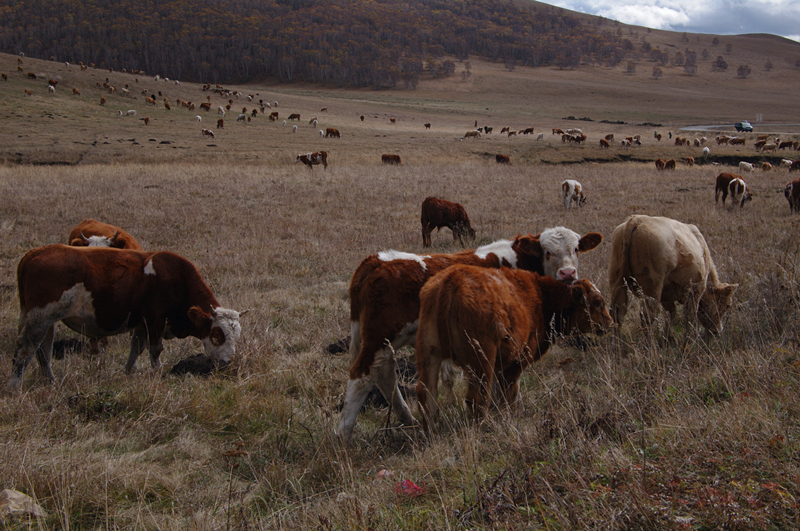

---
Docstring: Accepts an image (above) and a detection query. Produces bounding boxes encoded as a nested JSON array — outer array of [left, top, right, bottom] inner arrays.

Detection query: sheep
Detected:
[[292, 125, 297, 133], [126, 110, 136, 117], [703, 147, 710, 160], [217, 106, 225, 115], [739, 161, 755, 173]]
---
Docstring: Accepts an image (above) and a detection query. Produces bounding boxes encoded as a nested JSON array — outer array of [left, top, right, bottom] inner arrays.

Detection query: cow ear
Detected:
[[571, 284, 587, 304], [578, 232, 603, 252], [514, 234, 543, 257], [69, 238, 85, 247], [187, 306, 212, 332]]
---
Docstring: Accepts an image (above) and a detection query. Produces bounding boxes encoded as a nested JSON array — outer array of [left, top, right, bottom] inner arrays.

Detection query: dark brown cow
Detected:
[[6, 245, 242, 391], [791, 160, 800, 172], [268, 111, 278, 121], [216, 118, 224, 129], [337, 227, 604, 441], [295, 151, 328, 169], [324, 127, 340, 138], [421, 197, 476, 248], [68, 219, 143, 250], [424, 123, 431, 129], [495, 154, 510, 164], [381, 154, 401, 165], [287, 113, 301, 121], [779, 141, 794, 150], [415, 267, 612, 430], [655, 158, 666, 170], [785, 179, 800, 213], [664, 159, 676, 170], [523, 127, 535, 135], [715, 173, 753, 208]]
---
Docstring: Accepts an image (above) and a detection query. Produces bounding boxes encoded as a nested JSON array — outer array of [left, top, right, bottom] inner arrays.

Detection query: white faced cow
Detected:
[[6, 245, 242, 391], [337, 226, 603, 441], [68, 218, 143, 250]]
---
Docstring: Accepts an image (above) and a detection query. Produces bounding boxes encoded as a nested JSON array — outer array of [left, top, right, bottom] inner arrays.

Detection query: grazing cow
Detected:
[[779, 141, 794, 150], [381, 154, 401, 165], [685, 157, 695, 167], [536, 133, 544, 140], [608, 215, 738, 335], [730, 137, 745, 146], [495, 154, 510, 164], [561, 180, 587, 209], [217, 118, 224, 129], [605, 134, 614, 142], [237, 114, 246, 123], [484, 126, 493, 134], [269, 112, 278, 121], [292, 125, 297, 133], [23, 89, 32, 96], [703, 147, 711, 160], [424, 123, 431, 129], [464, 131, 481, 140], [338, 226, 604, 441], [5, 245, 243, 391], [200, 102, 211, 112], [599, 138, 610, 149], [295, 151, 328, 169], [757, 135, 768, 142], [552, 128, 564, 135], [217, 106, 225, 115], [501, 127, 509, 134], [415, 266, 612, 430], [761, 162, 773, 171], [72, 87, 81, 96], [523, 127, 535, 135], [140, 117, 150, 125], [785, 179, 800, 213], [202, 128, 215, 139], [716, 136, 731, 145], [325, 127, 341, 138], [655, 159, 666, 170], [739, 161, 754, 173], [68, 219, 142, 250], [754, 140, 767, 150], [715, 173, 753, 208], [790, 160, 800, 172], [318, 129, 324, 137], [360, 115, 365, 121], [288, 113, 301, 121], [781, 159, 794, 169], [421, 197, 476, 247], [664, 159, 676, 170], [762, 144, 777, 153], [48, 85, 55, 94], [507, 131, 517, 137], [390, 118, 396, 124], [620, 139, 631, 149]]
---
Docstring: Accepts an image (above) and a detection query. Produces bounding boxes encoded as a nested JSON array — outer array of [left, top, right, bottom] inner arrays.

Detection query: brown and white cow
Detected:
[[561, 180, 587, 209], [420, 197, 476, 247], [295, 151, 328, 169], [495, 154, 510, 164], [337, 227, 604, 441], [68, 219, 143, 250], [608, 215, 738, 335], [6, 245, 242, 391], [785, 179, 800, 213], [415, 266, 612, 430], [715, 173, 753, 208], [381, 154, 401, 165]]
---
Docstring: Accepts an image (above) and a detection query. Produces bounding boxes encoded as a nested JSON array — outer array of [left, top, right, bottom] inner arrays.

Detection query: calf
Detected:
[[785, 179, 800, 213], [381, 154, 401, 165], [561, 180, 587, 209], [415, 267, 611, 430], [495, 154, 510, 164], [7, 246, 242, 390], [338, 227, 604, 441], [421, 197, 476, 247], [715, 173, 753, 208], [295, 151, 328, 169]]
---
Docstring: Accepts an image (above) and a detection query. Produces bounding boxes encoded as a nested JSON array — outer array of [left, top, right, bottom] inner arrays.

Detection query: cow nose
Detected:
[[559, 268, 576, 282]]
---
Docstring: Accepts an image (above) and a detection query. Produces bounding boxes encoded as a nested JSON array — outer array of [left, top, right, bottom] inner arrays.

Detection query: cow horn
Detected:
[[80, 231, 89, 243], [238, 309, 250, 317], [109, 230, 120, 243]]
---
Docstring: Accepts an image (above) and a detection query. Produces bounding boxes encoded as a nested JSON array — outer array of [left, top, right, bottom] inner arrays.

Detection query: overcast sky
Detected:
[[535, 0, 800, 43]]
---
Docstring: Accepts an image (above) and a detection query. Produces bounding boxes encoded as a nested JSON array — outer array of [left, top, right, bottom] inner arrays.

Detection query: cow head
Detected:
[[568, 280, 614, 335], [537, 227, 603, 283], [697, 283, 739, 334], [72, 230, 121, 248], [188, 306, 243, 362]]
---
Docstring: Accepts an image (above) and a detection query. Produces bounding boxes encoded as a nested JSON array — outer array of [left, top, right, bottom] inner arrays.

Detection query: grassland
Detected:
[[1, 38, 800, 529]]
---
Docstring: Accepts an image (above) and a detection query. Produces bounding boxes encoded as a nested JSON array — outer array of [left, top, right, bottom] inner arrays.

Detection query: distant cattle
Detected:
[[269, 112, 278, 121], [608, 215, 738, 335], [381, 154, 401, 165], [600, 138, 610, 148], [730, 137, 745, 146], [715, 173, 753, 208], [685, 157, 695, 166], [337, 226, 604, 441], [762, 144, 777, 153], [552, 128, 564, 135], [217, 118, 224, 129], [495, 154, 510, 164], [202, 128, 215, 138], [68, 219, 142, 250], [140, 117, 150, 125], [790, 160, 800, 172], [325, 127, 340, 138], [6, 245, 243, 391], [295, 151, 328, 169], [390, 118, 396, 124], [414, 266, 612, 430], [287, 113, 301, 121], [781, 159, 794, 169], [200, 102, 211, 111], [424, 123, 431, 129], [464, 131, 481, 140], [761, 162, 773, 171], [561, 180, 587, 209], [785, 179, 800, 213], [779, 141, 794, 150], [523, 127, 535, 135], [664, 159, 676, 170], [739, 161, 754, 173], [421, 197, 476, 248], [655, 158, 666, 170]]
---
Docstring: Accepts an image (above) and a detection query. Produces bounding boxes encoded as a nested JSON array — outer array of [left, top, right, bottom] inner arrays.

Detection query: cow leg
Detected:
[[338, 374, 378, 442], [125, 327, 148, 373], [463, 347, 495, 421], [496, 363, 523, 411], [148, 338, 164, 370], [422, 227, 431, 248], [415, 339, 442, 432], [34, 325, 56, 383], [609, 280, 629, 328], [7, 320, 56, 390], [373, 348, 416, 427]]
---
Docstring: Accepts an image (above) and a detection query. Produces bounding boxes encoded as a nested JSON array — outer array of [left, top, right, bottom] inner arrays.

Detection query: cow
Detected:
[[779, 141, 794, 150], [762, 144, 777, 153], [337, 226, 604, 441], [781, 159, 794, 169], [495, 154, 510, 164], [295, 151, 328, 169], [414, 266, 612, 430], [523, 127, 535, 135], [552, 128, 564, 135], [561, 180, 587, 209], [761, 162, 773, 171], [424, 123, 431, 129], [464, 131, 481, 140], [5, 245, 243, 391], [754, 140, 767, 150], [730, 137, 745, 146], [685, 156, 695, 167], [202, 128, 215, 139], [664, 159, 676, 170], [599, 138, 610, 149], [421, 197, 476, 248], [715, 174, 753, 208], [68, 219, 142, 250], [287, 113, 301, 121], [325, 127, 340, 138], [269, 112, 278, 121], [785, 179, 800, 213], [217, 118, 224, 129], [381, 154, 401, 165], [738, 161, 754, 173], [655, 158, 666, 170], [608, 215, 738, 336], [792, 160, 800, 172]]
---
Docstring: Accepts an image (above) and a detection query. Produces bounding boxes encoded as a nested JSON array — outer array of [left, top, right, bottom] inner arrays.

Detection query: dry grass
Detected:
[[1, 44, 800, 529]]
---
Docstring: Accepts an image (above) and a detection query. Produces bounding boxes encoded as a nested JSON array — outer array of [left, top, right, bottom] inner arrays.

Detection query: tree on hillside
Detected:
[[737, 64, 751, 78], [652, 66, 663, 79], [626, 61, 636, 74], [713, 56, 728, 70], [712, 36, 720, 45], [702, 48, 710, 60], [672, 51, 684, 66], [685, 49, 697, 66]]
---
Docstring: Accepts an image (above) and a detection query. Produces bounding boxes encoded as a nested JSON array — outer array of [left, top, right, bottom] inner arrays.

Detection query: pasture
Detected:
[[1, 50, 800, 529]]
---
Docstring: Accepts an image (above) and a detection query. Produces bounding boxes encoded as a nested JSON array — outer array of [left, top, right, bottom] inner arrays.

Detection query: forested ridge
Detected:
[[0, 0, 632, 87]]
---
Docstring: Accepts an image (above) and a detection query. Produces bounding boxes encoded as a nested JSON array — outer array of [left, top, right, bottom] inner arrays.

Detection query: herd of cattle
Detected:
[[5, 206, 743, 442]]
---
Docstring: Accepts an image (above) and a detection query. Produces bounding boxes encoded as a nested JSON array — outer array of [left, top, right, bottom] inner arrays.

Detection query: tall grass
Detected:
[[0, 159, 798, 529]]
